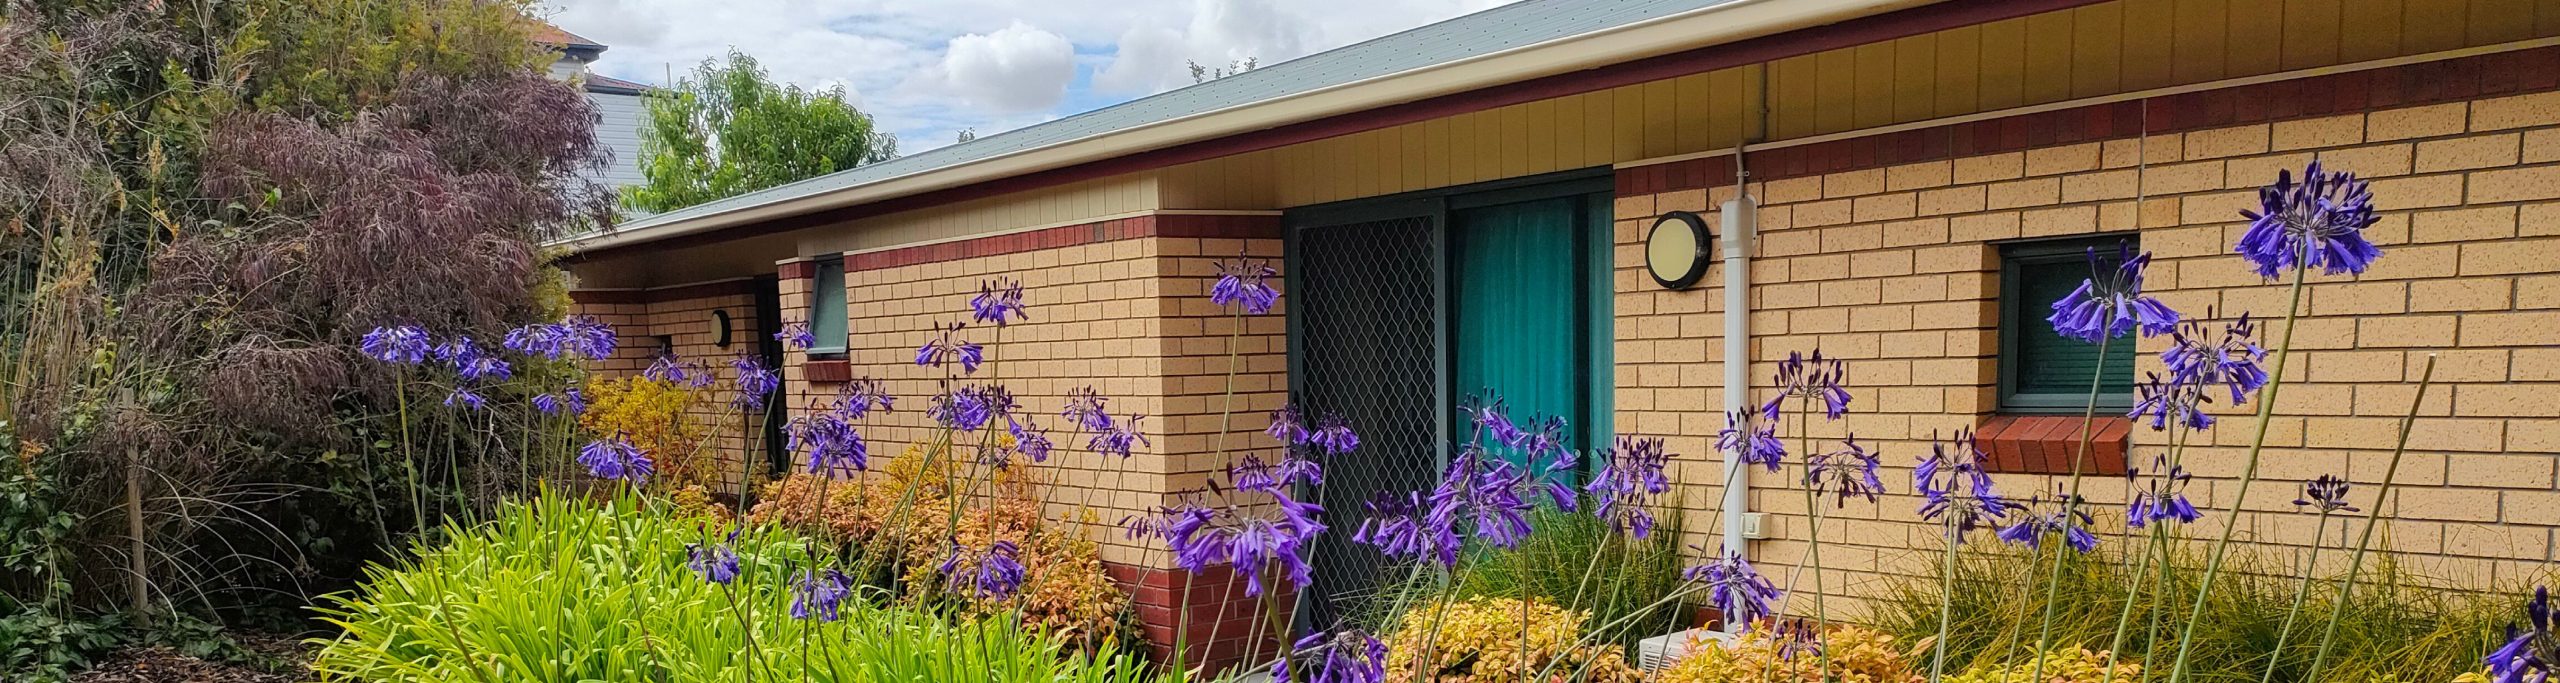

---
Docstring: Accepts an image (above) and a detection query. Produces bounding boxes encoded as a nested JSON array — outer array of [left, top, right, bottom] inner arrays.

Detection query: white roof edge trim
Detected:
[[558, 0, 1916, 254]]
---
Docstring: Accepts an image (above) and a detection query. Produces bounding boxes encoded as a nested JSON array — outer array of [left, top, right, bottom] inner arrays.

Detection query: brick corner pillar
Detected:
[[1108, 562, 1296, 675]]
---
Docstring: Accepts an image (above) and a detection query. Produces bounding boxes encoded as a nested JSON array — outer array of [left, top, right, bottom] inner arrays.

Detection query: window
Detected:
[[808, 257, 848, 355], [1998, 236, 2136, 414]]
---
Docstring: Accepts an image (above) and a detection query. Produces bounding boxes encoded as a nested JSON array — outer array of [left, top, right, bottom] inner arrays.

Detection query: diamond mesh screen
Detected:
[[1294, 215, 1442, 629]]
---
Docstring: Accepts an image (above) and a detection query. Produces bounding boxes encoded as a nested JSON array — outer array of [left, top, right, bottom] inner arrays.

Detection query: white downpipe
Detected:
[[1717, 192, 1757, 583]]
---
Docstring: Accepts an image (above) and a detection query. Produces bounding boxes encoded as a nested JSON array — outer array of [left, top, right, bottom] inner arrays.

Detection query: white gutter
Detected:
[[560, 0, 1918, 253]]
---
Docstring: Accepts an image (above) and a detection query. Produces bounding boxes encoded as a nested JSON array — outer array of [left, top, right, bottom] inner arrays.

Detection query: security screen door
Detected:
[[1286, 171, 1613, 630]]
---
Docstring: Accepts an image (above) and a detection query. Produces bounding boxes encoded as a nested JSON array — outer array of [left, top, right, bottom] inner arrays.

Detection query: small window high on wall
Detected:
[[1998, 236, 2137, 414], [808, 257, 848, 356]]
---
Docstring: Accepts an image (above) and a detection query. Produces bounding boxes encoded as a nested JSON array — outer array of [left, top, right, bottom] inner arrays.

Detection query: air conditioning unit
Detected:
[[1637, 628, 1733, 673]]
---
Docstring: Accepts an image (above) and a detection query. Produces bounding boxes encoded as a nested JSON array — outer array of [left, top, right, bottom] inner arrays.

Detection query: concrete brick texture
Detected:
[[570, 281, 767, 495], [1614, 92, 2560, 617]]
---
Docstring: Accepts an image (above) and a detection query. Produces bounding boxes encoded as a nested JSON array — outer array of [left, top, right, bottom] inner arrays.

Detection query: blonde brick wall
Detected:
[[773, 228, 1287, 569], [1617, 92, 2560, 616], [572, 284, 767, 495]]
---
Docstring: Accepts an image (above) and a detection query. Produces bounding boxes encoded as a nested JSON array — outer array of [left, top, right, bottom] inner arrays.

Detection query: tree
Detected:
[[1188, 57, 1259, 83], [624, 50, 897, 213]]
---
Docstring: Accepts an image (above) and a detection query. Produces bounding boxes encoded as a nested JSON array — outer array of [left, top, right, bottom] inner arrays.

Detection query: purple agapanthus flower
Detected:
[[1997, 491, 2101, 553], [578, 437, 653, 483], [2238, 160, 2384, 279], [730, 354, 779, 411], [2162, 313, 2270, 408], [2295, 474, 2359, 514], [970, 277, 1029, 327], [1438, 447, 1538, 548], [1309, 413, 1360, 455], [443, 388, 487, 411], [439, 337, 513, 383], [915, 323, 985, 374], [775, 321, 816, 351], [532, 387, 587, 416], [838, 377, 895, 419], [560, 316, 618, 359], [1061, 387, 1111, 432], [361, 325, 433, 365], [1770, 617, 1824, 662], [502, 323, 564, 359], [1267, 403, 1309, 444], [1275, 630, 1388, 683], [1008, 417, 1054, 463], [2126, 456, 2203, 529], [644, 355, 713, 389], [1211, 255, 1281, 315], [1353, 490, 1461, 569], [1914, 429, 2022, 542], [940, 540, 1029, 601], [1718, 410, 1787, 473], [1587, 436, 1672, 538], [789, 409, 869, 473], [1088, 414, 1149, 459], [1461, 393, 1524, 447], [790, 568, 855, 622], [929, 384, 1014, 433], [2129, 372, 2218, 432], [1805, 435, 1887, 508], [2048, 246, 2181, 343], [1684, 549, 1782, 631], [1232, 452, 1323, 493], [686, 531, 742, 585], [1770, 350, 1852, 420], [2486, 587, 2554, 683], [1162, 493, 1325, 597]]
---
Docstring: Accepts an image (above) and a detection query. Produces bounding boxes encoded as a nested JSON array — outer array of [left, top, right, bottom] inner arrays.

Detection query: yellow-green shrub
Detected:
[[1944, 645, 2138, 683], [580, 376, 714, 488], [1658, 623, 1922, 683], [1382, 596, 1640, 683]]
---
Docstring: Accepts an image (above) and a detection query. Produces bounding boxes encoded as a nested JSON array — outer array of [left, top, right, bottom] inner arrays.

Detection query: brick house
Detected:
[[555, 0, 2560, 666]]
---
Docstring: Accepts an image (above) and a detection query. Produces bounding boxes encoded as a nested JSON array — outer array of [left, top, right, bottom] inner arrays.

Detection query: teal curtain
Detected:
[[1452, 198, 1584, 477]]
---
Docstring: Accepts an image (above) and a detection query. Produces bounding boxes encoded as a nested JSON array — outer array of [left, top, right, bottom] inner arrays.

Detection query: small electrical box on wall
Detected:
[[1740, 512, 1770, 540]]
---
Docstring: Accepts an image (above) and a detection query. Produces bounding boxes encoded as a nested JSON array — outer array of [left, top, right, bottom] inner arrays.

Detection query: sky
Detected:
[[542, 0, 1520, 153]]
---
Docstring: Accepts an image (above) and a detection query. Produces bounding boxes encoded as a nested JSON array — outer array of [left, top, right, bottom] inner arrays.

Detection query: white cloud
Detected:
[[540, 0, 1518, 152], [921, 22, 1077, 113]]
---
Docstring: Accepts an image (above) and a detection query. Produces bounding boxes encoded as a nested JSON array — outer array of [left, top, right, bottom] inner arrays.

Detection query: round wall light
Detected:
[[1646, 210, 1713, 290], [711, 310, 733, 348]]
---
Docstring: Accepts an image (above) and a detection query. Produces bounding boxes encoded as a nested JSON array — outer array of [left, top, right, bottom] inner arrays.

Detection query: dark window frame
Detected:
[[1997, 235, 2139, 415], [807, 257, 849, 357]]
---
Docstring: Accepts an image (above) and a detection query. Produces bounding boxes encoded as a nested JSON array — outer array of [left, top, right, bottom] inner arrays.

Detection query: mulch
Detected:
[[69, 633, 308, 683]]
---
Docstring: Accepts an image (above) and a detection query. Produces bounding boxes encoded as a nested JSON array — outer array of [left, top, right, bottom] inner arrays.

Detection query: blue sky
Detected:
[[544, 0, 1515, 153]]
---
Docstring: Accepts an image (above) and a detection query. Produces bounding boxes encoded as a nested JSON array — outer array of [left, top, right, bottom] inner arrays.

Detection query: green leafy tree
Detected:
[[624, 50, 897, 212]]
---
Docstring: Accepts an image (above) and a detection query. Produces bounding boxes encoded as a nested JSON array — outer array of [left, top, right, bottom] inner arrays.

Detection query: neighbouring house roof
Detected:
[[584, 73, 653, 96], [564, 0, 1912, 253], [531, 21, 607, 53]]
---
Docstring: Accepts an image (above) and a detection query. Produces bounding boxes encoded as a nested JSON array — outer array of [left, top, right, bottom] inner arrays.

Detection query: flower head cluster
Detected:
[[1805, 435, 1887, 508], [970, 277, 1029, 327], [644, 355, 715, 389], [1718, 410, 1787, 473], [2238, 159, 2384, 279], [1914, 429, 2023, 542], [578, 436, 654, 484], [1267, 402, 1361, 457], [790, 568, 855, 622], [730, 354, 780, 411], [1683, 549, 1782, 630], [2048, 245, 2180, 343], [1062, 387, 1111, 432], [939, 540, 1028, 601], [775, 320, 816, 351], [1769, 617, 1824, 661], [1087, 413, 1149, 459], [1352, 490, 1461, 569], [837, 377, 896, 420], [1586, 436, 1672, 538], [1007, 417, 1054, 463], [915, 323, 985, 374], [2125, 455, 2202, 529], [686, 531, 741, 585], [2137, 313, 2270, 430], [1997, 491, 2101, 553], [532, 388, 588, 415], [1233, 453, 1325, 494], [1274, 629, 1388, 683], [1162, 492, 1326, 596], [1211, 255, 1280, 315], [361, 325, 434, 365], [1769, 350, 1852, 420], [928, 383, 1017, 434], [433, 337, 512, 382], [2295, 474, 2359, 514], [2487, 586, 2554, 683], [789, 408, 870, 474], [503, 316, 617, 360]]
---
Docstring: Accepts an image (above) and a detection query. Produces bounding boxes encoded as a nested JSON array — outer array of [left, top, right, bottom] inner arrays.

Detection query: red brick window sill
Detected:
[[802, 359, 851, 384], [1975, 415, 2131, 475]]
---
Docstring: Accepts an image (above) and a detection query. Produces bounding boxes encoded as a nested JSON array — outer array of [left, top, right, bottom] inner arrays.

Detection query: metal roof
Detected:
[[606, 0, 1745, 234]]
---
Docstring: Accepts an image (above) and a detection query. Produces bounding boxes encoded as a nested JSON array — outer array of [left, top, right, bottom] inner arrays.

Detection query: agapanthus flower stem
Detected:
[[1793, 398, 1836, 683], [395, 377, 427, 539], [2259, 508, 2334, 683], [2304, 354, 2437, 682], [1176, 306, 1248, 674], [2029, 334, 2113, 683], [2100, 424, 2195, 683], [1929, 517, 1958, 683], [2166, 248, 2310, 683]]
